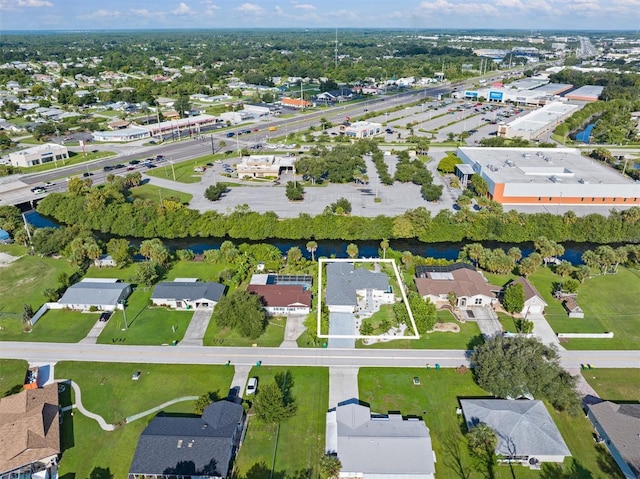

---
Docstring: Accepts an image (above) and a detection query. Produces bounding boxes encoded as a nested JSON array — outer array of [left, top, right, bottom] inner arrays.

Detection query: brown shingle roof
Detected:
[[511, 277, 546, 303], [247, 284, 311, 308], [415, 268, 496, 299], [0, 384, 60, 474]]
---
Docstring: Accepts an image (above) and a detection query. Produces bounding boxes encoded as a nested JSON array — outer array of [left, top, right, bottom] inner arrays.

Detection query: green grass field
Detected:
[[22, 150, 115, 174], [234, 367, 329, 479], [0, 309, 99, 343], [56, 361, 233, 479], [129, 184, 193, 204], [204, 316, 286, 347], [359, 368, 623, 479], [97, 288, 192, 345], [0, 359, 28, 397], [145, 154, 221, 183], [583, 368, 640, 402]]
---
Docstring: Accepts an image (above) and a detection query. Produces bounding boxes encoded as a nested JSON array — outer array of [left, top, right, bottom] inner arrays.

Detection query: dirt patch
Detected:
[[0, 252, 20, 268], [431, 322, 460, 333]]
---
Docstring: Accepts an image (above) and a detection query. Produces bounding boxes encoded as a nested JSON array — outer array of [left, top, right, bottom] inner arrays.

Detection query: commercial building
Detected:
[[339, 121, 382, 139], [497, 101, 580, 141], [565, 85, 604, 102], [236, 155, 294, 179], [8, 143, 69, 168], [456, 147, 640, 206], [461, 82, 574, 106], [145, 114, 218, 138], [92, 126, 150, 142]]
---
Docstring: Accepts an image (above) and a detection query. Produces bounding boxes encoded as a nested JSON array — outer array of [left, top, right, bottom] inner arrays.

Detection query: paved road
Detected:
[[1, 341, 637, 369]]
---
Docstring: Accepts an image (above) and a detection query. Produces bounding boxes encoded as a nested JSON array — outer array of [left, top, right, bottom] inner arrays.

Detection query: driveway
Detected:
[[328, 312, 356, 349], [326, 366, 360, 454], [527, 313, 562, 348], [463, 306, 502, 338], [280, 314, 307, 348], [179, 309, 213, 347], [79, 317, 108, 344]]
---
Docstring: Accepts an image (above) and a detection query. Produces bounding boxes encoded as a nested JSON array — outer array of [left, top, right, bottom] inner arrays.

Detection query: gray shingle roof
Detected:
[[151, 282, 225, 302], [460, 399, 571, 458], [336, 403, 435, 475], [588, 401, 640, 478], [58, 281, 130, 306], [129, 400, 243, 477], [325, 263, 390, 306]]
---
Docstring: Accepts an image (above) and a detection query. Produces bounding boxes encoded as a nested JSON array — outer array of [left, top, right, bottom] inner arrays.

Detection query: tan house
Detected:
[[247, 284, 311, 315], [511, 277, 547, 316], [0, 384, 60, 478], [415, 263, 497, 308]]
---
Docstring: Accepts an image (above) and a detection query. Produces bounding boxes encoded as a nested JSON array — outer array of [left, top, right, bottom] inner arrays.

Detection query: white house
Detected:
[[511, 277, 547, 316], [150, 279, 225, 310], [325, 262, 394, 313], [94, 254, 117, 268], [415, 263, 498, 308], [57, 278, 131, 311]]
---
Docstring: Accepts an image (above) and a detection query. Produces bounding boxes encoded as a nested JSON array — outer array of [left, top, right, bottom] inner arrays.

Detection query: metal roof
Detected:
[[58, 281, 130, 306]]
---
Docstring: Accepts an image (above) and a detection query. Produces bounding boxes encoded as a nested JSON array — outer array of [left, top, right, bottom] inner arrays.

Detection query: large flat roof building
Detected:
[[498, 101, 581, 141], [339, 121, 383, 139], [456, 147, 640, 206], [236, 155, 295, 178], [8, 143, 69, 168], [565, 85, 604, 102]]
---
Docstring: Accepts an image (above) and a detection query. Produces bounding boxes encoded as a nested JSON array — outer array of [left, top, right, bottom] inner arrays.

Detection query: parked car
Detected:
[[129, 159, 140, 165], [99, 311, 111, 322], [246, 377, 258, 395]]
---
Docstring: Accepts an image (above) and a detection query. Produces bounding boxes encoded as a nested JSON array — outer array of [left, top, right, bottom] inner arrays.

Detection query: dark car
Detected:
[[155, 155, 165, 161], [99, 311, 112, 322], [82, 172, 93, 177], [103, 165, 113, 172], [129, 159, 140, 165]]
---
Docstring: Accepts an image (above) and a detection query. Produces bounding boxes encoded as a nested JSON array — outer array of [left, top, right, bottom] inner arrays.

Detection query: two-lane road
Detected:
[[0, 341, 637, 369]]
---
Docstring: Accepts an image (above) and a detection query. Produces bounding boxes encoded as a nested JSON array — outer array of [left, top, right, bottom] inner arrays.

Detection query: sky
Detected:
[[0, 0, 639, 31]]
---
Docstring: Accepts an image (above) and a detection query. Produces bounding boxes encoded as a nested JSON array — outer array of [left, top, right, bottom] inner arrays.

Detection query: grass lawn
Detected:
[[163, 260, 235, 282], [357, 311, 483, 350], [97, 288, 192, 345], [359, 368, 623, 479], [204, 316, 286, 347], [0, 309, 99, 343], [56, 361, 233, 479], [145, 154, 224, 183], [583, 368, 640, 402], [0, 359, 28, 397], [234, 367, 328, 479], [21, 150, 115, 174], [0, 249, 75, 317], [130, 183, 193, 205]]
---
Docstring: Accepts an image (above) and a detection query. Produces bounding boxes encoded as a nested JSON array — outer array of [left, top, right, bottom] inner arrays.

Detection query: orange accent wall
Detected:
[[491, 183, 640, 205]]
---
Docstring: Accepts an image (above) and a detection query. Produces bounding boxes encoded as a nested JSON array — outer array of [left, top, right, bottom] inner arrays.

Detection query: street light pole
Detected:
[[120, 300, 128, 330]]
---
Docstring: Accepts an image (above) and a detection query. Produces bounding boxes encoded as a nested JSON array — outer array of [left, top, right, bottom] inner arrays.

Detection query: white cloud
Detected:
[[202, 0, 220, 15], [173, 2, 194, 15], [236, 3, 265, 15], [0, 0, 52, 9], [129, 8, 166, 19], [78, 9, 122, 20], [417, 0, 498, 16], [293, 3, 316, 10]]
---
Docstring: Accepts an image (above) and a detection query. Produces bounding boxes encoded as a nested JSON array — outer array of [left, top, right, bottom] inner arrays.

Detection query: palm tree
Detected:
[[346, 243, 359, 259], [380, 239, 389, 259], [306, 241, 318, 262]]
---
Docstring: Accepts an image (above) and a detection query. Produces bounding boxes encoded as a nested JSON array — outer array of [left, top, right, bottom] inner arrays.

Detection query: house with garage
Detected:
[[151, 279, 225, 310], [325, 262, 394, 313], [510, 277, 547, 316], [93, 254, 117, 268], [415, 263, 497, 308], [0, 384, 60, 479], [57, 278, 131, 311], [460, 399, 571, 467], [128, 400, 245, 479], [587, 401, 640, 479], [326, 401, 436, 479], [247, 285, 311, 315]]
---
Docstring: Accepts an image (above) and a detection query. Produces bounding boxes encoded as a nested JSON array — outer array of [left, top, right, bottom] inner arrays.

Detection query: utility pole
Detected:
[[120, 300, 128, 330], [334, 28, 339, 69], [170, 159, 176, 181], [21, 213, 32, 245], [210, 135, 215, 155]]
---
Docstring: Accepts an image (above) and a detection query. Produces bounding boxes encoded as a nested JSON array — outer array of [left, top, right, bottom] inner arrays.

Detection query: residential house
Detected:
[[327, 401, 436, 479], [128, 400, 245, 479], [57, 278, 131, 311], [0, 384, 60, 479], [247, 284, 311, 315], [460, 399, 571, 466], [511, 277, 547, 316], [415, 263, 497, 308], [325, 262, 394, 313], [151, 279, 225, 310], [93, 254, 117, 268], [587, 401, 640, 479]]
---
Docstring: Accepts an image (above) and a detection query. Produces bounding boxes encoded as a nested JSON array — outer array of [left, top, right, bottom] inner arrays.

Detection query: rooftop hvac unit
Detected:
[[579, 178, 589, 184]]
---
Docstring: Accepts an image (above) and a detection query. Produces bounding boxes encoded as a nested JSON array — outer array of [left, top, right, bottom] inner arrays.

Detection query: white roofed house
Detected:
[[510, 277, 547, 316], [151, 279, 225, 310], [57, 279, 131, 311]]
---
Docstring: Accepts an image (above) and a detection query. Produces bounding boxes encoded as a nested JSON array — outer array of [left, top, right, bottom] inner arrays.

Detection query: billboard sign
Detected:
[[465, 91, 478, 98], [489, 91, 504, 101]]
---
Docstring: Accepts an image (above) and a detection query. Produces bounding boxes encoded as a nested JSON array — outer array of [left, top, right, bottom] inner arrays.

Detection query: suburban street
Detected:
[[0, 341, 637, 369]]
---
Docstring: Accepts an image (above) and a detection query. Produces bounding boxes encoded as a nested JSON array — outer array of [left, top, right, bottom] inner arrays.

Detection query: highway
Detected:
[[0, 341, 637, 369]]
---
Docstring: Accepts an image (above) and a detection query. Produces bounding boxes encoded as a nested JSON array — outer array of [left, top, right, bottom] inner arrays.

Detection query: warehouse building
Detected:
[[565, 85, 604, 102], [8, 143, 69, 167], [456, 147, 640, 206], [497, 102, 580, 141]]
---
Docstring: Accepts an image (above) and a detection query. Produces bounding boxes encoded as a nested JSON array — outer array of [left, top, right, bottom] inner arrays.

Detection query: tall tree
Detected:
[[467, 423, 498, 479], [346, 243, 359, 259], [306, 240, 318, 262], [214, 290, 267, 339], [502, 282, 524, 314], [380, 239, 389, 259], [252, 381, 297, 425]]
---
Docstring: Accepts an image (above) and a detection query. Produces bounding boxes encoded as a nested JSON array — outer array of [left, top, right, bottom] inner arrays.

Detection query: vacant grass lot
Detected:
[[97, 288, 192, 345], [583, 368, 640, 402], [234, 367, 329, 479], [129, 184, 193, 204], [485, 267, 640, 350], [145, 155, 218, 183], [0, 359, 28, 397], [359, 368, 623, 479], [204, 316, 286, 347], [56, 361, 233, 479], [1, 309, 98, 343]]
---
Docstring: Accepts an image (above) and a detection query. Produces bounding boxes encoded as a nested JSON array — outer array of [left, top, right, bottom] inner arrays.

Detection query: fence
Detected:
[[557, 332, 614, 339]]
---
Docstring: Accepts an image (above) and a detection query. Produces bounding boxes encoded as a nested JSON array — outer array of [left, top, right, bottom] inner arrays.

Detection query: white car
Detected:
[[246, 377, 258, 395]]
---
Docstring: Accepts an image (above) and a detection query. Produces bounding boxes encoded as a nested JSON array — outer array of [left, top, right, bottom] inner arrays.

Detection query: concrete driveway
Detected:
[[179, 309, 213, 347], [326, 367, 360, 454], [463, 306, 502, 338], [280, 314, 307, 348], [527, 313, 562, 348]]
